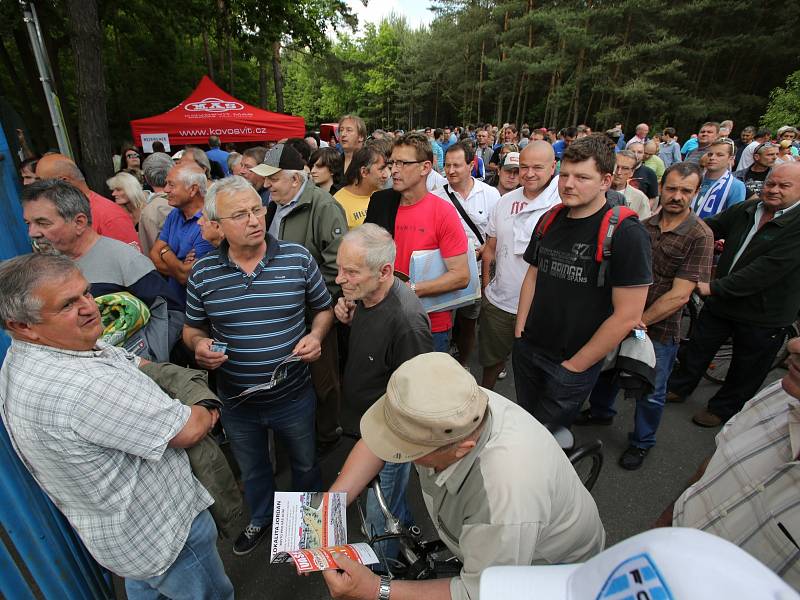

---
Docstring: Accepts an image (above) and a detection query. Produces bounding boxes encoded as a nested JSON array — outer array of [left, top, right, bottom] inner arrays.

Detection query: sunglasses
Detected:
[[125, 152, 140, 159]]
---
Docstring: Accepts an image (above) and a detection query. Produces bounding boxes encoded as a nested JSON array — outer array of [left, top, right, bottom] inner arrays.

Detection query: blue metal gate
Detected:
[[0, 125, 114, 599]]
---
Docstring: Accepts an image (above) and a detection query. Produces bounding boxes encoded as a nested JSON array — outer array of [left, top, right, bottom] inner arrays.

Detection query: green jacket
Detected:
[[705, 199, 800, 327], [268, 182, 348, 297], [140, 362, 243, 539]]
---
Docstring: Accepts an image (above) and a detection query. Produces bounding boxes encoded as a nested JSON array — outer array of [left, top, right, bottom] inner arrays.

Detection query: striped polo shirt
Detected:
[[185, 235, 332, 404]]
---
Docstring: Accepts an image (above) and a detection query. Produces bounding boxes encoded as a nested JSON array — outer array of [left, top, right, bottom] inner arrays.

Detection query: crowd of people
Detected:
[[2, 114, 800, 599]]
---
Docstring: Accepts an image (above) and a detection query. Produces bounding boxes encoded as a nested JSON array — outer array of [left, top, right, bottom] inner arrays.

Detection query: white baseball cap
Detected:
[[480, 528, 799, 600]]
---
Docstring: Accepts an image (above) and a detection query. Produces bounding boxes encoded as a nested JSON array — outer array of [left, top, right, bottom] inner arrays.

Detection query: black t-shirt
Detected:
[[742, 167, 769, 198], [522, 202, 653, 362], [630, 164, 659, 199], [342, 279, 433, 424]]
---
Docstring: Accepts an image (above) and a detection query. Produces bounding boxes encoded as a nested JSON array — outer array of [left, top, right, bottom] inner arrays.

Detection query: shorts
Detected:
[[478, 296, 517, 367], [456, 298, 482, 321]]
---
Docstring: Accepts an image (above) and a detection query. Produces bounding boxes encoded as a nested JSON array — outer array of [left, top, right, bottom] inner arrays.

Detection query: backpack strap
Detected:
[[596, 205, 638, 287], [528, 203, 567, 264]]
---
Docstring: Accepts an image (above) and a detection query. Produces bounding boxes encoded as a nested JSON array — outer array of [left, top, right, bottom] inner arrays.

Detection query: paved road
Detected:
[[118, 358, 786, 599]]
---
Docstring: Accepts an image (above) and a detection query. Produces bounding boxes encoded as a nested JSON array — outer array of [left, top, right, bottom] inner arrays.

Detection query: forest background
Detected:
[[1, 0, 799, 190]]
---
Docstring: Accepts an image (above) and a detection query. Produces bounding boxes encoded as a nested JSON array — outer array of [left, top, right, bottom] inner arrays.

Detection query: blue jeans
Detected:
[[125, 510, 233, 600], [365, 461, 413, 563], [512, 337, 603, 427], [221, 382, 323, 527], [432, 329, 451, 353], [589, 339, 679, 448]]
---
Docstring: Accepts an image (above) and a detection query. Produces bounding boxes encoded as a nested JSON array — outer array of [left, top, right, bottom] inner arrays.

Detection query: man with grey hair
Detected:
[[22, 179, 179, 311], [150, 164, 215, 307], [139, 152, 175, 255], [34, 153, 139, 249], [252, 143, 349, 453], [626, 122, 650, 148], [236, 146, 271, 205], [626, 141, 659, 203], [183, 175, 333, 555], [334, 223, 432, 558], [0, 253, 232, 598]]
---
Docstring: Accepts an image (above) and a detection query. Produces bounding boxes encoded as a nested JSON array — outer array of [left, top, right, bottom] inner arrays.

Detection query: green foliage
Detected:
[[762, 70, 800, 133]]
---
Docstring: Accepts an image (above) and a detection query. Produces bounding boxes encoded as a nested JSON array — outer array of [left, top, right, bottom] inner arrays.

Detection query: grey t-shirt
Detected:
[[343, 278, 433, 420]]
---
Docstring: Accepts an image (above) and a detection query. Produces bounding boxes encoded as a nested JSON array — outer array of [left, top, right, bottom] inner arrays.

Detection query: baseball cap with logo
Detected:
[[501, 152, 520, 170], [360, 352, 489, 463], [479, 528, 799, 600], [249, 143, 307, 177]]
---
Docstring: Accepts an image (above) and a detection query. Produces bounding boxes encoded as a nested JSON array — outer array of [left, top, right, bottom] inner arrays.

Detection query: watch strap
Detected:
[[377, 574, 391, 600]]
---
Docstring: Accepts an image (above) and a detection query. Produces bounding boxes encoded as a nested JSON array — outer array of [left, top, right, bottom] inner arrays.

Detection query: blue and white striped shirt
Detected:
[[186, 236, 332, 403]]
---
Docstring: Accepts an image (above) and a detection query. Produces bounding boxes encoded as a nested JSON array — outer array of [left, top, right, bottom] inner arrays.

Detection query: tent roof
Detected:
[[130, 76, 305, 147]]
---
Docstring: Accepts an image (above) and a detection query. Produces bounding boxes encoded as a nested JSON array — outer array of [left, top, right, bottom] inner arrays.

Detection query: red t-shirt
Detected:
[[394, 193, 468, 332], [88, 191, 140, 251]]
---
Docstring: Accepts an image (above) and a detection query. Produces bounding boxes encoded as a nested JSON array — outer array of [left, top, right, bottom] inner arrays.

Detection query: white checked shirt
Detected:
[[673, 380, 800, 588], [0, 340, 213, 579]]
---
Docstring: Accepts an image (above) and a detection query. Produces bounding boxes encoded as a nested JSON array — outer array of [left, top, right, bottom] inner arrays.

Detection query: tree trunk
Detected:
[[228, 38, 234, 92], [272, 41, 285, 113], [477, 40, 485, 123], [259, 59, 268, 109], [202, 31, 214, 78], [64, 0, 112, 191], [217, 0, 226, 77]]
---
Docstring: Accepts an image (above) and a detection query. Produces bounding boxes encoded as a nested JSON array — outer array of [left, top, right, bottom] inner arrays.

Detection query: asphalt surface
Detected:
[[116, 355, 787, 599]]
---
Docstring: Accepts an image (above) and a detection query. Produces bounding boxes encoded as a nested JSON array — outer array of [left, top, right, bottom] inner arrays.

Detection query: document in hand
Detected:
[[269, 491, 378, 573], [409, 248, 481, 313]]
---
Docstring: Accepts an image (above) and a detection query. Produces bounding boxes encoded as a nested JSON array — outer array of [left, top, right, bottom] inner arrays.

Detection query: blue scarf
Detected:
[[693, 171, 733, 218]]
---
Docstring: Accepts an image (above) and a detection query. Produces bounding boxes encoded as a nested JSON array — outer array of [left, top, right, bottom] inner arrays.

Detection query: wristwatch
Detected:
[[377, 574, 391, 600], [409, 282, 417, 294]]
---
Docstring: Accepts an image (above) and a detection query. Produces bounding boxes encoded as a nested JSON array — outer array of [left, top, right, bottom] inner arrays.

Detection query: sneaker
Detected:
[[573, 408, 613, 426], [692, 409, 723, 428], [233, 523, 269, 555], [497, 368, 508, 380], [666, 391, 685, 403], [619, 446, 649, 470]]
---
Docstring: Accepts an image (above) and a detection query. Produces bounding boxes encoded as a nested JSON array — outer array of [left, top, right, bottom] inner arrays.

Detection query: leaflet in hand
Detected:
[[409, 248, 481, 313], [270, 491, 378, 573], [228, 353, 302, 406]]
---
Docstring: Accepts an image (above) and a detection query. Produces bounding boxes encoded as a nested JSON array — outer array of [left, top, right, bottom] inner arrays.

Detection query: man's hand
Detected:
[[561, 359, 583, 373], [322, 553, 380, 600], [696, 281, 712, 296], [194, 337, 228, 370], [335, 298, 356, 325], [293, 333, 322, 362], [207, 408, 220, 432], [183, 249, 197, 264]]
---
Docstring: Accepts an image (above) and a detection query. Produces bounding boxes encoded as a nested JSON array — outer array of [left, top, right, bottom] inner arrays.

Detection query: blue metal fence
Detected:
[[0, 125, 114, 599]]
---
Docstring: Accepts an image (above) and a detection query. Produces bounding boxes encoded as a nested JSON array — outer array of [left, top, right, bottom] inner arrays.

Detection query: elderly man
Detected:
[[625, 122, 650, 148], [251, 143, 348, 453], [138, 152, 175, 255], [0, 253, 232, 599], [34, 153, 139, 248], [324, 353, 605, 600], [21, 179, 177, 307], [183, 175, 333, 555], [643, 140, 666, 181], [733, 140, 779, 200], [668, 162, 800, 426], [334, 223, 432, 559], [149, 164, 216, 306], [626, 141, 659, 203], [609, 150, 652, 218]]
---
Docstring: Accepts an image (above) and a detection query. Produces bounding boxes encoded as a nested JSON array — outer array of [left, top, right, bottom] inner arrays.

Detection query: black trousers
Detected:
[[668, 307, 785, 420]]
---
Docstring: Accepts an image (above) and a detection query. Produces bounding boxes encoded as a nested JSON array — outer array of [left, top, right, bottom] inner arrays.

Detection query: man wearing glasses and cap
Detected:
[[323, 352, 605, 600]]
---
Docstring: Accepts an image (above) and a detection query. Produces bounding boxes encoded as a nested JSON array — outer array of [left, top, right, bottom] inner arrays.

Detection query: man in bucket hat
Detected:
[[323, 352, 605, 600]]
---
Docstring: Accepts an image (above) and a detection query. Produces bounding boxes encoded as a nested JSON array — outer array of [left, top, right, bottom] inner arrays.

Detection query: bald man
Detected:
[[35, 154, 140, 250], [479, 141, 560, 388]]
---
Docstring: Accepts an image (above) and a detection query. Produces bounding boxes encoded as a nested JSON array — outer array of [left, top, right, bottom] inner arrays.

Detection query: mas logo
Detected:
[[185, 97, 244, 113], [595, 553, 673, 600]]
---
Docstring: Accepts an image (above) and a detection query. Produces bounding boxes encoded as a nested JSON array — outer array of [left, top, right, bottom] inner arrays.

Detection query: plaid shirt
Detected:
[[643, 212, 714, 343], [674, 380, 800, 588], [0, 340, 213, 579]]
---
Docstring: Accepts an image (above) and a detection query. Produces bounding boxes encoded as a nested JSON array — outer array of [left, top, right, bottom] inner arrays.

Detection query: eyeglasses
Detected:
[[217, 205, 267, 223], [386, 159, 425, 169], [715, 137, 736, 149], [125, 152, 139, 159], [614, 165, 634, 173]]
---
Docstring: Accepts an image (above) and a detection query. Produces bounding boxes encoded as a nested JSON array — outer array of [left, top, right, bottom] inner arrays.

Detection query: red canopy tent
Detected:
[[130, 76, 305, 150]]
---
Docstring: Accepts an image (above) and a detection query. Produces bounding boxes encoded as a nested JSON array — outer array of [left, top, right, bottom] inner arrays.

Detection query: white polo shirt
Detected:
[[433, 177, 501, 250], [484, 179, 561, 314]]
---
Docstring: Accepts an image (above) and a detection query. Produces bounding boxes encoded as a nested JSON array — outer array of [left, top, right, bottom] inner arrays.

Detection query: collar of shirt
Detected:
[[181, 208, 203, 223], [218, 234, 279, 274], [646, 210, 698, 236], [278, 180, 307, 214], [13, 339, 122, 360], [789, 402, 800, 460], [757, 198, 800, 221], [432, 408, 494, 494], [447, 178, 479, 202]]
